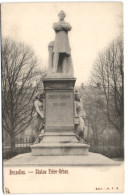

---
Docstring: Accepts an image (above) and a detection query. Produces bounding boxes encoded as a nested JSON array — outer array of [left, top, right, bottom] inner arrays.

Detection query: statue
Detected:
[[31, 93, 45, 143], [74, 90, 87, 143], [47, 10, 74, 76]]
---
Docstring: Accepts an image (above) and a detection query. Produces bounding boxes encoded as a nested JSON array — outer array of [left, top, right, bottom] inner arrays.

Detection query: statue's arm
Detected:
[[74, 101, 78, 116], [53, 23, 63, 31], [34, 101, 44, 118], [61, 22, 72, 31]]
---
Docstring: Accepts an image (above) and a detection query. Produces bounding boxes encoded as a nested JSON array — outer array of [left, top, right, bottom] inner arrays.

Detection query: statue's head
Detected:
[[58, 10, 66, 21], [39, 92, 45, 101], [48, 41, 54, 52], [35, 92, 45, 102], [75, 89, 81, 101]]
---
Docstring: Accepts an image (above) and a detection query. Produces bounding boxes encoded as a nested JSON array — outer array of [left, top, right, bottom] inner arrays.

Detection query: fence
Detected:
[[3, 137, 124, 160], [88, 136, 124, 158], [89, 145, 124, 159], [3, 137, 34, 159]]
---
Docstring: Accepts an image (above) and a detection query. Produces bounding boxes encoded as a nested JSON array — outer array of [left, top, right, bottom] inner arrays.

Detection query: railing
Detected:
[[3, 137, 35, 159], [88, 137, 124, 158], [3, 137, 124, 159]]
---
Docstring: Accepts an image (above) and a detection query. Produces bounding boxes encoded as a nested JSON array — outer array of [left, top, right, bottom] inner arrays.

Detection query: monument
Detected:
[[31, 10, 90, 156]]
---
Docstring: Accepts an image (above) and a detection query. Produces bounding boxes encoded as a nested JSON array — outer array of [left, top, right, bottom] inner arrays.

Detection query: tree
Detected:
[[80, 86, 107, 145], [89, 37, 124, 148], [2, 38, 41, 149]]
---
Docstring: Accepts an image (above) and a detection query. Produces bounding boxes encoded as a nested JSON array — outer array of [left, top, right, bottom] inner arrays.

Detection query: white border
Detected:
[[0, 1, 128, 195]]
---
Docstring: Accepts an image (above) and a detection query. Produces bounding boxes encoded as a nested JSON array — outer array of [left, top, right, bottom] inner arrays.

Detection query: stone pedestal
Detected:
[[44, 77, 75, 131], [31, 76, 90, 156]]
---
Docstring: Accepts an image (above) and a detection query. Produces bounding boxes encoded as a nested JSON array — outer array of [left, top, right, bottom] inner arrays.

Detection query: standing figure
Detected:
[[74, 90, 87, 143], [32, 93, 45, 143], [52, 10, 72, 73]]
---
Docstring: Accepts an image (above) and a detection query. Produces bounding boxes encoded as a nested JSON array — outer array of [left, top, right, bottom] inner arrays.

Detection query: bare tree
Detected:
[[2, 38, 42, 149], [89, 37, 124, 148], [80, 86, 107, 145]]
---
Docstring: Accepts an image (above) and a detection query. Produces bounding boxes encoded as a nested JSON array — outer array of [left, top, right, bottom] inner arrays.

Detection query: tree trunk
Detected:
[[119, 114, 124, 149], [93, 133, 99, 146], [120, 129, 124, 149], [118, 126, 124, 158], [11, 135, 15, 151]]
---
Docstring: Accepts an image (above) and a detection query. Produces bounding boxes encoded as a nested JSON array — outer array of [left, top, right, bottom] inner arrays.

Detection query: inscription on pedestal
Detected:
[[45, 91, 74, 129]]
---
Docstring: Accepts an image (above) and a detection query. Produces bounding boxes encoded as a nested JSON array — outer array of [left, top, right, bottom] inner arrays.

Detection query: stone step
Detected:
[[31, 142, 90, 156], [42, 135, 77, 143], [43, 132, 76, 136], [4, 152, 121, 166], [38, 131, 78, 143]]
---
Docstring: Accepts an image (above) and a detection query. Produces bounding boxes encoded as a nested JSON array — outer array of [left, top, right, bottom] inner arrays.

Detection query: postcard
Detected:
[[2, 2, 124, 193]]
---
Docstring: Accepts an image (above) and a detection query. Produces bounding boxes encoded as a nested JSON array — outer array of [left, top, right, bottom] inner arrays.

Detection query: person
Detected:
[[52, 10, 72, 73], [74, 90, 87, 143], [31, 93, 45, 143]]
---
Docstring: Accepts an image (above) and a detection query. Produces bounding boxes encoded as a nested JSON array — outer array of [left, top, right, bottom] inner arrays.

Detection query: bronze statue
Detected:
[[47, 10, 74, 76]]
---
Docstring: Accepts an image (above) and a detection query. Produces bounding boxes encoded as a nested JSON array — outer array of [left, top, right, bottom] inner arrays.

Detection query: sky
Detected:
[[1, 2, 123, 85]]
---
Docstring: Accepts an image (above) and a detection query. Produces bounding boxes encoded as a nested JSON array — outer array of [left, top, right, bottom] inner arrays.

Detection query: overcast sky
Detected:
[[1, 2, 123, 85]]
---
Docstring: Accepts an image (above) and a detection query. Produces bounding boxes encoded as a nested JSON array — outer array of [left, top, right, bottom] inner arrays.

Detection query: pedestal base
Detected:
[[4, 152, 120, 166], [30, 131, 90, 156], [31, 142, 90, 156], [31, 77, 90, 156]]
